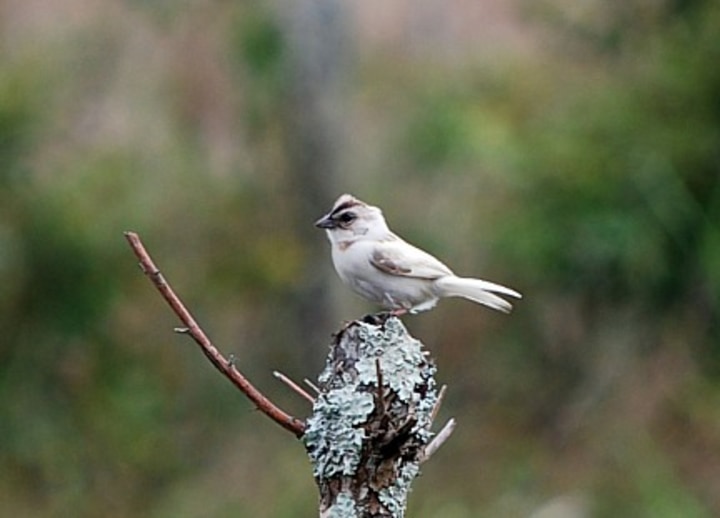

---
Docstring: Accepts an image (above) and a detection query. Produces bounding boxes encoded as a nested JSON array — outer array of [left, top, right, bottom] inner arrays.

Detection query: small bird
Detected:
[[315, 194, 522, 315]]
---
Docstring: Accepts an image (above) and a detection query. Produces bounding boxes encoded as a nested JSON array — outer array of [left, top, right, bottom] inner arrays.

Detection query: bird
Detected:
[[314, 194, 522, 315]]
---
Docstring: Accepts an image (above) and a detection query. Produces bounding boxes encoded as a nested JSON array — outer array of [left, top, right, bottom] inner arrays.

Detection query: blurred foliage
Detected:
[[0, 0, 719, 516]]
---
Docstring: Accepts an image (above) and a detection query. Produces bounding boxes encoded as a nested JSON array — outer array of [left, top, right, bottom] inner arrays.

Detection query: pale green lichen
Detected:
[[378, 462, 420, 517], [305, 317, 440, 516], [324, 490, 359, 518], [304, 387, 375, 478], [354, 327, 435, 401]]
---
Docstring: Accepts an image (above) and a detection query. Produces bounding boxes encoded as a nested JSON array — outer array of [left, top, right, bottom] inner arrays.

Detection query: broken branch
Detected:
[[274, 371, 315, 404], [421, 418, 456, 463], [124, 231, 305, 437]]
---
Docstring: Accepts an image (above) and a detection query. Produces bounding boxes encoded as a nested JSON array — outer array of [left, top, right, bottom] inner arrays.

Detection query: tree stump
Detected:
[[304, 315, 440, 517]]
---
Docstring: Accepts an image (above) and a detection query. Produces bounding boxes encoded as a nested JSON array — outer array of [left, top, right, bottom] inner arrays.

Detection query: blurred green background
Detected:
[[1, 0, 719, 516]]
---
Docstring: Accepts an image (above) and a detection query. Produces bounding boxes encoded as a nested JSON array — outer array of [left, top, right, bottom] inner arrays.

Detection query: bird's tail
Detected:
[[435, 276, 522, 313]]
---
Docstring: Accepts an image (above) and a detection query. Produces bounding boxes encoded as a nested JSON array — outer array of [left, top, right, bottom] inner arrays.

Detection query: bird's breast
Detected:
[[331, 243, 438, 309]]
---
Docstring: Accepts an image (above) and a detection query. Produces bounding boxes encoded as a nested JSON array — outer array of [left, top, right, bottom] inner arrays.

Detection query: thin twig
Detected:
[[124, 231, 305, 437], [303, 378, 321, 395], [421, 418, 456, 463], [430, 384, 447, 424], [274, 371, 315, 404]]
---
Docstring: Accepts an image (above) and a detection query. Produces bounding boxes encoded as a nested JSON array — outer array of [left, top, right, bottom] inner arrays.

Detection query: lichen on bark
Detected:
[[304, 315, 438, 517]]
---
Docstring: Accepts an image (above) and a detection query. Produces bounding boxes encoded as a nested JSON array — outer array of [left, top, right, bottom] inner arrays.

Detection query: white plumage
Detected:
[[315, 194, 521, 315]]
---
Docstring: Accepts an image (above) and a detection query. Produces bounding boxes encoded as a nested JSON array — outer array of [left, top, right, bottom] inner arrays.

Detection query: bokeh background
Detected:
[[1, 0, 719, 516]]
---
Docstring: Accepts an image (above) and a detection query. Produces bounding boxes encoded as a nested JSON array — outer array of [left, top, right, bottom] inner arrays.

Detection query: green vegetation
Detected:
[[0, 1, 718, 516]]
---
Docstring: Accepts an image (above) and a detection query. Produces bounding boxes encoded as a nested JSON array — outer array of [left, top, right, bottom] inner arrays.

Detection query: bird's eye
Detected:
[[338, 212, 356, 224]]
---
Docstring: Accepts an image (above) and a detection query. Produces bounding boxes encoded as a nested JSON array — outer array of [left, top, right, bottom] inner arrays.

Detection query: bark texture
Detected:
[[304, 315, 438, 517]]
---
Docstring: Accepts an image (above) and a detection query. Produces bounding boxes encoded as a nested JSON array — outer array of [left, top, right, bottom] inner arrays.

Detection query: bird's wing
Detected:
[[370, 239, 454, 280]]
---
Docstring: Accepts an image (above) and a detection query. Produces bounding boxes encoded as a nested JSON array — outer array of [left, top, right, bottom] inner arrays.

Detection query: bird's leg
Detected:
[[380, 293, 409, 318]]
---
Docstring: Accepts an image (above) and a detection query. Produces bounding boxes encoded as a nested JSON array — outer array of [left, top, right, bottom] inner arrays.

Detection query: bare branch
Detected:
[[430, 384, 448, 425], [421, 418, 456, 463], [303, 378, 321, 395], [124, 231, 305, 437], [274, 371, 315, 404]]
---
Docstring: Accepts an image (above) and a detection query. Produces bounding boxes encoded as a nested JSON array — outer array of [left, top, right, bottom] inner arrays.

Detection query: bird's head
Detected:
[[315, 194, 390, 245]]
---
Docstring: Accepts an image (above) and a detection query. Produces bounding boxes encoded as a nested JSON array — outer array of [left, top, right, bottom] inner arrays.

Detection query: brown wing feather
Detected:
[[370, 239, 453, 280], [371, 252, 412, 275]]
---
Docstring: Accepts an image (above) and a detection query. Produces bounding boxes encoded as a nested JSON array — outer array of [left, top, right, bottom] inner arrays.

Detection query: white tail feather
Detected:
[[435, 276, 522, 313]]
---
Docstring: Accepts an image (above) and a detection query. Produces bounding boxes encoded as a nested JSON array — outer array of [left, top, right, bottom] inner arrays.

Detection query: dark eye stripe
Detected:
[[330, 200, 362, 217], [337, 211, 356, 223], [329, 209, 356, 225]]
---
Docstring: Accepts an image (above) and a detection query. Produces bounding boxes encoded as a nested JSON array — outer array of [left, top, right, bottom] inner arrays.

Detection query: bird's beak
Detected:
[[314, 214, 336, 229]]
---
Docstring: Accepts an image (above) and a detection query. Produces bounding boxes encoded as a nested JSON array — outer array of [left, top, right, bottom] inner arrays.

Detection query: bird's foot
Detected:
[[361, 309, 407, 325]]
